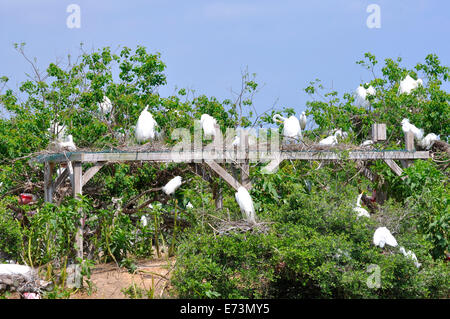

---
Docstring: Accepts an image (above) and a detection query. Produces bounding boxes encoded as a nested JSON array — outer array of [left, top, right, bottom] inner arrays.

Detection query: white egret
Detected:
[[360, 140, 374, 147], [186, 202, 194, 209], [399, 75, 423, 95], [355, 85, 376, 108], [58, 135, 77, 152], [299, 111, 307, 131], [48, 121, 66, 141], [319, 129, 345, 146], [399, 246, 421, 268], [373, 227, 398, 248], [140, 215, 148, 227], [99, 96, 112, 114], [353, 192, 370, 218], [135, 106, 158, 143], [162, 176, 182, 196], [419, 133, 439, 150], [273, 114, 302, 141], [401, 118, 424, 140], [200, 114, 217, 138], [235, 186, 256, 224]]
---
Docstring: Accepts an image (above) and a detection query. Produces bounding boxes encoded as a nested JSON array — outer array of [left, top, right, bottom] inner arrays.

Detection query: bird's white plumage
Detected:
[[399, 246, 421, 268], [273, 114, 303, 140], [401, 118, 424, 140], [354, 85, 376, 108], [141, 215, 148, 227], [299, 112, 307, 131], [58, 135, 77, 152], [419, 133, 439, 150], [48, 121, 66, 141], [200, 114, 217, 138], [99, 96, 112, 114], [399, 75, 423, 95], [135, 106, 158, 143], [235, 186, 256, 224], [373, 227, 398, 248], [186, 202, 193, 209], [319, 134, 338, 146], [162, 176, 182, 195], [0, 264, 32, 276], [360, 140, 374, 147], [353, 193, 370, 218]]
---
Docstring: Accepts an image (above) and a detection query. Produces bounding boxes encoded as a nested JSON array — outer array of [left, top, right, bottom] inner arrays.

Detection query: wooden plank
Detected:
[[44, 162, 55, 203], [402, 131, 415, 168], [81, 162, 105, 187], [72, 162, 83, 288], [240, 133, 251, 189], [53, 167, 70, 191], [384, 159, 406, 180], [205, 160, 243, 192]]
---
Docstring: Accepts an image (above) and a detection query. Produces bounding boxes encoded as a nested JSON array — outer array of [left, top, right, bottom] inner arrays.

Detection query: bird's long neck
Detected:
[[356, 193, 363, 207], [273, 114, 285, 123]]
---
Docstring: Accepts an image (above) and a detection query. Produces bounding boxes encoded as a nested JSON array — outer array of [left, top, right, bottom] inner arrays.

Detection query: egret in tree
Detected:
[[360, 140, 374, 147], [272, 114, 302, 143], [399, 246, 421, 268], [200, 114, 217, 139], [401, 118, 424, 140], [318, 129, 345, 146], [353, 192, 370, 218], [354, 85, 376, 108], [235, 186, 256, 224], [373, 227, 398, 248], [135, 106, 158, 143], [58, 135, 77, 152], [399, 75, 423, 95], [162, 176, 182, 196], [300, 111, 307, 131], [99, 96, 112, 114]]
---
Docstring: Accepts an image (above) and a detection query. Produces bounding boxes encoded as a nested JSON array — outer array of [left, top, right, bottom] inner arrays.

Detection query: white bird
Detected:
[[135, 106, 158, 143], [273, 114, 302, 141], [58, 135, 77, 152], [399, 246, 421, 268], [401, 118, 424, 140], [399, 75, 423, 95], [186, 202, 193, 209], [360, 140, 374, 147], [354, 85, 376, 108], [418, 133, 439, 150], [99, 96, 113, 114], [0, 264, 32, 276], [48, 121, 66, 141], [235, 186, 256, 224], [140, 215, 148, 227], [353, 193, 370, 218], [373, 227, 398, 248], [200, 114, 218, 138], [162, 176, 182, 196], [299, 112, 307, 131], [319, 134, 338, 146]]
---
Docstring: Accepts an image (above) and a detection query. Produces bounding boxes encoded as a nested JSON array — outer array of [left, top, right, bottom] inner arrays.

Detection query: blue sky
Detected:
[[0, 0, 449, 117]]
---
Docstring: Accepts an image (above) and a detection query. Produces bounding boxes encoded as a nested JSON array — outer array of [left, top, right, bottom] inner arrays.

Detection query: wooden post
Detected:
[[44, 162, 55, 203], [401, 131, 415, 168], [371, 123, 386, 142], [70, 161, 83, 288], [241, 132, 251, 189]]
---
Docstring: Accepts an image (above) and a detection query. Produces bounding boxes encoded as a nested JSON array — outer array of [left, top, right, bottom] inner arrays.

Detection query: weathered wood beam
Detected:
[[52, 167, 70, 191], [70, 162, 83, 289], [372, 123, 387, 142], [44, 162, 55, 203], [401, 131, 415, 168], [240, 132, 251, 189], [81, 162, 105, 187], [384, 159, 406, 180], [205, 160, 243, 192]]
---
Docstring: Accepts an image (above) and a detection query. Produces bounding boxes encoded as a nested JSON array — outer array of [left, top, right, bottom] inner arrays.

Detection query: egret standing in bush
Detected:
[[353, 192, 370, 218], [399, 75, 423, 95], [162, 176, 182, 196], [135, 106, 158, 143], [300, 112, 307, 131], [200, 114, 217, 139], [235, 186, 256, 224], [373, 227, 398, 248]]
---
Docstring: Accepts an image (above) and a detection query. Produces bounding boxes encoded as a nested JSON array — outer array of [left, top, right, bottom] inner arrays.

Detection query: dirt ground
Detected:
[[71, 255, 176, 299]]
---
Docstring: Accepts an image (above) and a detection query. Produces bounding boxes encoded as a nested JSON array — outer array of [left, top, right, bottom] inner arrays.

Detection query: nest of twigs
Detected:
[[212, 220, 272, 236]]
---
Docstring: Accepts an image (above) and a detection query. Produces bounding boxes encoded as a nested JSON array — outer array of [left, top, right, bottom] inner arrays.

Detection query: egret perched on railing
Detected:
[[273, 114, 302, 142], [401, 118, 424, 140], [399, 75, 423, 95], [373, 227, 398, 248], [419, 133, 439, 150], [135, 106, 158, 143], [58, 135, 77, 152], [235, 186, 256, 224]]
